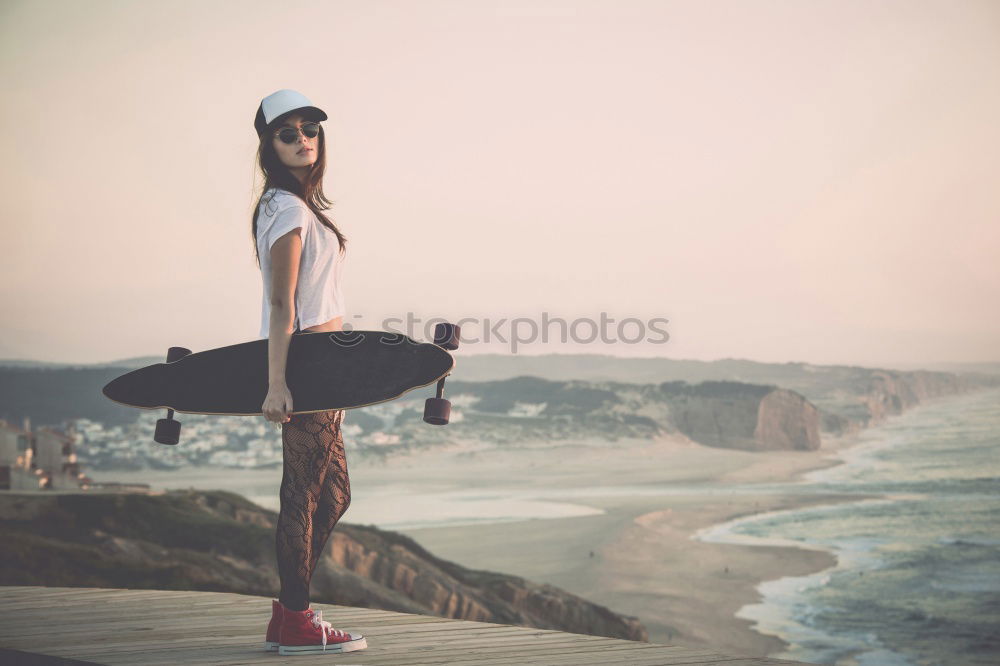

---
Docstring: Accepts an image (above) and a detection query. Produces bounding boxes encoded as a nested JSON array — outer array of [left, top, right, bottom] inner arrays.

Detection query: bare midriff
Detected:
[[302, 315, 344, 333]]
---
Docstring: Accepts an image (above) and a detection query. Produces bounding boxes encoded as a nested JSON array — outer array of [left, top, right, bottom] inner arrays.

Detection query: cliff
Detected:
[[0, 490, 647, 642], [856, 369, 975, 426], [657, 382, 821, 451], [427, 367, 986, 452]]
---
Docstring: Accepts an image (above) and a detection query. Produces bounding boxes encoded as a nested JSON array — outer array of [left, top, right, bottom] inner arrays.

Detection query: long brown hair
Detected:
[[251, 112, 347, 268]]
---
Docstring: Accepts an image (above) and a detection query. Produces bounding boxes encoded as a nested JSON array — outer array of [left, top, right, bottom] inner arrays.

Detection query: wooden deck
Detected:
[[0, 587, 813, 665]]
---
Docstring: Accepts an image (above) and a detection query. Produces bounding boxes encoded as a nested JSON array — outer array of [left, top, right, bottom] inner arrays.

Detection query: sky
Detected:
[[1, 0, 998, 367]]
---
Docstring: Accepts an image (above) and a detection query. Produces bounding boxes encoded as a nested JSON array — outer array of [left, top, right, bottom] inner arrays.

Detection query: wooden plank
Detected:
[[0, 588, 144, 604], [689, 661, 804, 666], [371, 634, 715, 656], [0, 648, 102, 665], [0, 590, 199, 610], [38, 638, 284, 659], [395, 652, 758, 666], [0, 597, 258, 618], [2, 623, 262, 645], [0, 586, 165, 598], [276, 616, 495, 633], [0, 596, 262, 615], [8, 605, 256, 624], [340, 619, 513, 634], [374, 630, 627, 649], [376, 634, 653, 653], [369, 637, 628, 652], [298, 612, 484, 625], [1, 594, 265, 615], [82, 645, 290, 666], [0, 585, 107, 594], [366, 643, 698, 666]]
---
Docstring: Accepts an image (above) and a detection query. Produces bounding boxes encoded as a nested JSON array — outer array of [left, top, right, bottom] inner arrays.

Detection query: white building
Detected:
[[0, 418, 89, 491]]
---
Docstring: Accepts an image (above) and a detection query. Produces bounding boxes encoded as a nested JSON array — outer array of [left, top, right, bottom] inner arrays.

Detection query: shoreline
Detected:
[[380, 432, 870, 658], [85, 430, 872, 658]]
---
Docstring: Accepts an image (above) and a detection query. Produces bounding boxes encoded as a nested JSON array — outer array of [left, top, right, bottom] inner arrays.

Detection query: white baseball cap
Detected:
[[254, 89, 328, 138]]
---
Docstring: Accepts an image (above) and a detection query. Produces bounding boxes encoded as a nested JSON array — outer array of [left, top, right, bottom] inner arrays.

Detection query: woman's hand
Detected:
[[262, 383, 294, 424]]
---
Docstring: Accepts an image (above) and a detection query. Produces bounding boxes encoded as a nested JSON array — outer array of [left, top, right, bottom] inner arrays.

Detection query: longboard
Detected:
[[102, 326, 460, 444]]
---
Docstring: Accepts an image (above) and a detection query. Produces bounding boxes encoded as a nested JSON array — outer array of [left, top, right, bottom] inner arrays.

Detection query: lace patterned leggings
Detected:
[[275, 408, 351, 612]]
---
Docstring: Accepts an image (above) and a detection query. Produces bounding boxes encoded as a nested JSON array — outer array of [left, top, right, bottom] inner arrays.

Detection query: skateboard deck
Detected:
[[102, 330, 455, 416]]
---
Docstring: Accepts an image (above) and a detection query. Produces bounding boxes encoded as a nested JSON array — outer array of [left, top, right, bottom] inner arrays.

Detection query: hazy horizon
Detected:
[[2, 348, 997, 376], [2, 0, 998, 367]]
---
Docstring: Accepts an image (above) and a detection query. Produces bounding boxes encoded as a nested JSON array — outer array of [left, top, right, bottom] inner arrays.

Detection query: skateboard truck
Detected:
[[154, 346, 192, 445], [423, 323, 460, 425]]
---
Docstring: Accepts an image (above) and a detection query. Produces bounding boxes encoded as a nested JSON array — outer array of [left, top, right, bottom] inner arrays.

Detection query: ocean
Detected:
[[698, 388, 1000, 665]]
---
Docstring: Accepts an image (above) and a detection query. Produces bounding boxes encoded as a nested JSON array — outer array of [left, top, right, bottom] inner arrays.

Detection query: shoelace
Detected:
[[309, 610, 347, 650]]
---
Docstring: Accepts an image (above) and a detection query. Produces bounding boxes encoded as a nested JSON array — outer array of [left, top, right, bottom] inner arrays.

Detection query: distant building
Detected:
[[0, 418, 90, 491], [0, 418, 34, 489]]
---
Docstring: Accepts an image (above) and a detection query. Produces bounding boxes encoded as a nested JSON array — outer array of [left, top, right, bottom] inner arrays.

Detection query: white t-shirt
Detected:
[[256, 188, 346, 339]]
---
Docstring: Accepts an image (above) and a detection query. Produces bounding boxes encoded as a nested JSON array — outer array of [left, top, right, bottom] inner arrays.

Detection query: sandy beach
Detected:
[[347, 432, 868, 659]]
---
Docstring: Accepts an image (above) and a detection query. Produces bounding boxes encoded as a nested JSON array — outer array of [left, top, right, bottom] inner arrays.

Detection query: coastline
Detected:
[[86, 430, 871, 658], [372, 432, 869, 658]]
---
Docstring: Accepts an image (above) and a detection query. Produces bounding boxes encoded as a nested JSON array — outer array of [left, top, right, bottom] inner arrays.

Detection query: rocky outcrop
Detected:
[[0, 490, 647, 642], [657, 381, 820, 451], [754, 389, 822, 451], [318, 529, 646, 640], [818, 409, 859, 437], [858, 369, 973, 426]]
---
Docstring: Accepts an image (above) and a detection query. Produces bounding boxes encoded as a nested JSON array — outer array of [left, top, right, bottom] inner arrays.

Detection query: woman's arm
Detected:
[[262, 228, 303, 423]]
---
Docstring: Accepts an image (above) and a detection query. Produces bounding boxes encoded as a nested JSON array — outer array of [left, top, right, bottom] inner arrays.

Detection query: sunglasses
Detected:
[[274, 122, 321, 144]]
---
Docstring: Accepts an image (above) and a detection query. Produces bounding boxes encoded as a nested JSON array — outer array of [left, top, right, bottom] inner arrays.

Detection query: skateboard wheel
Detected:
[[155, 418, 181, 445], [166, 347, 193, 363], [423, 397, 451, 425], [433, 323, 460, 351]]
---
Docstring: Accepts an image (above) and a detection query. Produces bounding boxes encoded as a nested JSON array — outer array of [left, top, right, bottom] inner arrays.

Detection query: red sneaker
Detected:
[[278, 607, 367, 655], [264, 599, 282, 651]]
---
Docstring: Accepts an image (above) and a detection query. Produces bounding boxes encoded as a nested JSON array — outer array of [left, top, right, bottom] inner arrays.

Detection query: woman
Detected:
[[252, 89, 367, 656]]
